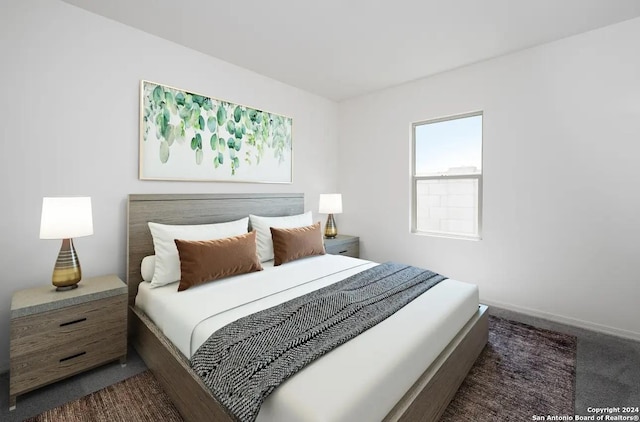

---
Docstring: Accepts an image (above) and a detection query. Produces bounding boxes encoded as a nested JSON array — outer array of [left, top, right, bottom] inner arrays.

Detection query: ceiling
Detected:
[[62, 0, 640, 101]]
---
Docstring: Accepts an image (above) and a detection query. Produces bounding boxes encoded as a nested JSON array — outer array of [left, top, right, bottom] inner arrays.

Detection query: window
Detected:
[[412, 112, 482, 239]]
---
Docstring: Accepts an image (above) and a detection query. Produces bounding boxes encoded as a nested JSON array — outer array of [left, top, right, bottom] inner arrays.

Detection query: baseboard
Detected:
[[482, 298, 640, 342]]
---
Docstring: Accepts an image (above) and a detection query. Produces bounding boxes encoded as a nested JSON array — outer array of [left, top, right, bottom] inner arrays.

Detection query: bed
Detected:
[[127, 193, 488, 422]]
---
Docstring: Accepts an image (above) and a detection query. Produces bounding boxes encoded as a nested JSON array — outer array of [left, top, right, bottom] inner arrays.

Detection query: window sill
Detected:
[[411, 230, 481, 241]]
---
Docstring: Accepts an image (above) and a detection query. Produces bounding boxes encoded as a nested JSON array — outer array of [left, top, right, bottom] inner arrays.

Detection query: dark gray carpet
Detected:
[[440, 316, 576, 421], [490, 306, 640, 420]]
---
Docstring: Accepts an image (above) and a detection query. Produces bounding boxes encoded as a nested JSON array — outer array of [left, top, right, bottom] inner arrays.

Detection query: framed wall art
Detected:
[[140, 80, 292, 183]]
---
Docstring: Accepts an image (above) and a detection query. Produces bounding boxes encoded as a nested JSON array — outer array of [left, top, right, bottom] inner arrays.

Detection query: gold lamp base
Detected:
[[324, 214, 338, 239], [52, 238, 82, 291]]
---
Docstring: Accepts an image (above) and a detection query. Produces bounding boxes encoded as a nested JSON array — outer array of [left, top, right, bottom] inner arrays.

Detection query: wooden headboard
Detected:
[[126, 193, 304, 306]]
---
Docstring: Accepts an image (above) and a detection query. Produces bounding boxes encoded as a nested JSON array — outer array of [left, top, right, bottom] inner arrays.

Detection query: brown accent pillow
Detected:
[[270, 222, 325, 266], [174, 230, 262, 291]]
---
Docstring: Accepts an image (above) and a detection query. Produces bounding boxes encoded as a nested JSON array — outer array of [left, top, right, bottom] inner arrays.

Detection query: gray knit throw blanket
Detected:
[[191, 262, 445, 422]]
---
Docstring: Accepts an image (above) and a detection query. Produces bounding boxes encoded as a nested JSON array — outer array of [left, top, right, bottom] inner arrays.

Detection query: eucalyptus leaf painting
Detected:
[[140, 81, 292, 183]]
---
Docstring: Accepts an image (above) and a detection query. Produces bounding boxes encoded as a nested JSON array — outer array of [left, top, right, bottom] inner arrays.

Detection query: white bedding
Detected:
[[135, 254, 479, 422]]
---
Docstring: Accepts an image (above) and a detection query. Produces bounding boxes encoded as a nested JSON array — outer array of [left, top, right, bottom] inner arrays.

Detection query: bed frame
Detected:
[[127, 193, 488, 422]]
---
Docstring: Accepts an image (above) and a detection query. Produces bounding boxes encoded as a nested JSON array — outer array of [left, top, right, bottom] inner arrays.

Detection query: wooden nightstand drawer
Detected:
[[10, 326, 126, 396], [10, 294, 126, 355], [326, 242, 359, 257], [9, 275, 128, 410], [324, 235, 360, 258]]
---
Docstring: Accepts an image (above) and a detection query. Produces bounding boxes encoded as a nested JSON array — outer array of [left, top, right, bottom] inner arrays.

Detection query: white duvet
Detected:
[[136, 254, 479, 422]]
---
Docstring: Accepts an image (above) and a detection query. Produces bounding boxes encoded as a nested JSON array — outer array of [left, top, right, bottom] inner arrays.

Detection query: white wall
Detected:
[[0, 0, 339, 371], [338, 18, 640, 340]]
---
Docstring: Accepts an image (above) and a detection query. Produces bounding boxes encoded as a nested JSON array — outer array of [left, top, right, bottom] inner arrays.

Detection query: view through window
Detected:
[[412, 112, 482, 238]]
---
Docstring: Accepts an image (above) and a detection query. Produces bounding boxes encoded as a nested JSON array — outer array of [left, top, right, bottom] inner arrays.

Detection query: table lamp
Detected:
[[40, 197, 94, 291], [319, 194, 342, 239]]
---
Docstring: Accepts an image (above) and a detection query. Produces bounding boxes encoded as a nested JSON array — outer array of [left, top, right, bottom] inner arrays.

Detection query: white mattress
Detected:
[[136, 254, 479, 422]]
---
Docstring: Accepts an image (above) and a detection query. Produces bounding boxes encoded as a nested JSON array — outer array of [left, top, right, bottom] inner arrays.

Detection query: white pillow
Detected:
[[140, 255, 155, 282], [148, 217, 249, 288], [249, 212, 312, 262]]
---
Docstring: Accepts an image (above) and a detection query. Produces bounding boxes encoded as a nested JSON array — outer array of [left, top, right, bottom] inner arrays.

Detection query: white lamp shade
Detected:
[[319, 194, 342, 214], [40, 197, 94, 239]]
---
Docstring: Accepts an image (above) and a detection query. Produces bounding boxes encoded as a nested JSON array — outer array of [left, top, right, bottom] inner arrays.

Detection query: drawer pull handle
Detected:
[[338, 250, 348, 254], [60, 318, 87, 327], [60, 351, 86, 363]]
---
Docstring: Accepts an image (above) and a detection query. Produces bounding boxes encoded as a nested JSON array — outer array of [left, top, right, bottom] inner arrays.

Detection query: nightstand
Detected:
[[9, 274, 127, 410], [324, 234, 360, 258]]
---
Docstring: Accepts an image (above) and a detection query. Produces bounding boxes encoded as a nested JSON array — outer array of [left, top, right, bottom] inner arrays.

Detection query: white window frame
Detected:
[[411, 111, 483, 240]]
